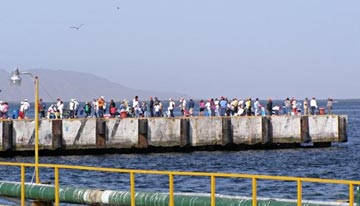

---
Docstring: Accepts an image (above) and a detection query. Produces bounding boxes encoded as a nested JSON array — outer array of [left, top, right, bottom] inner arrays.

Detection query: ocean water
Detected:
[[0, 99, 359, 203]]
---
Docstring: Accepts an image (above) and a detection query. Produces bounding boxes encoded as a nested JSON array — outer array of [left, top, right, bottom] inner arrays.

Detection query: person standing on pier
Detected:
[[284, 98, 291, 115], [56, 98, 64, 119], [179, 98, 186, 116], [245, 98, 252, 116], [205, 99, 211, 116], [326, 98, 333, 114], [109, 99, 117, 118], [39, 98, 46, 118], [133, 96, 140, 117], [303, 98, 309, 115], [199, 100, 205, 116], [214, 98, 220, 116], [0, 101, 8, 119], [188, 99, 195, 116], [154, 101, 161, 117], [254, 98, 260, 116], [267, 98, 273, 116], [97, 96, 105, 118], [168, 98, 175, 117], [149, 97, 154, 117], [69, 99, 76, 118], [83, 102, 92, 118], [210, 98, 216, 116], [91, 99, 98, 118], [219, 97, 227, 116], [19, 99, 30, 119], [141, 101, 148, 117], [310, 97, 318, 115], [230, 98, 238, 116]]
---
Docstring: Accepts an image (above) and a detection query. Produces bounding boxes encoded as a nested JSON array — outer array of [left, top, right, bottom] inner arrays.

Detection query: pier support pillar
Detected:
[[262, 117, 271, 144], [2, 120, 13, 151], [138, 119, 148, 148], [96, 119, 106, 148], [301, 116, 310, 143], [52, 119, 63, 149], [180, 119, 190, 147], [222, 117, 232, 145], [338, 115, 348, 142]]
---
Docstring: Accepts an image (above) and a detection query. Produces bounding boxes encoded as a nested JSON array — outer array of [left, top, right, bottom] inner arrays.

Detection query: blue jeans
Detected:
[[220, 108, 226, 116]]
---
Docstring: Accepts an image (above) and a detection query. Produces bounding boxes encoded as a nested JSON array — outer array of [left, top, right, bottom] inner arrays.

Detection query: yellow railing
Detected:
[[0, 161, 359, 206]]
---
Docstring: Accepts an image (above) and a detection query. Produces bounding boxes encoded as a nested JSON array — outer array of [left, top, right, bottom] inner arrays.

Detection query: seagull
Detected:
[[116, 6, 120, 10], [69, 24, 84, 30]]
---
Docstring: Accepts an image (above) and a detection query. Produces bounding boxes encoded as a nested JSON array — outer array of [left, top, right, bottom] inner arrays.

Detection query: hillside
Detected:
[[0, 69, 189, 102]]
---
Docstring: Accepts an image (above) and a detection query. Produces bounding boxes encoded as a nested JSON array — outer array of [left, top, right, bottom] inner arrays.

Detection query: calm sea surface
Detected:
[[0, 99, 359, 202]]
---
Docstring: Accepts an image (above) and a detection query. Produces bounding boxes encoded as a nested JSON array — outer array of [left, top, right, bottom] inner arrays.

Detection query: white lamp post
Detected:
[[10, 68, 40, 184]]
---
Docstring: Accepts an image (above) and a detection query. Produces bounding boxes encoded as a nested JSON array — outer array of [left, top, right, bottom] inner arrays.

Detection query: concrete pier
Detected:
[[0, 115, 348, 155]]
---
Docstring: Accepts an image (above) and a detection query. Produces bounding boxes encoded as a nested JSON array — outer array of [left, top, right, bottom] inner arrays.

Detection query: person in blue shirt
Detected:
[[188, 99, 195, 116], [219, 97, 228, 116]]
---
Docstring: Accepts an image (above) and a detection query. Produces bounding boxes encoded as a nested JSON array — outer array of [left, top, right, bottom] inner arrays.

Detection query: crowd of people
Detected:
[[0, 96, 334, 120]]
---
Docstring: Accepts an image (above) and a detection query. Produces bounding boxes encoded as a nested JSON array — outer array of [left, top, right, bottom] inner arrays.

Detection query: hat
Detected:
[[24, 99, 28, 101]]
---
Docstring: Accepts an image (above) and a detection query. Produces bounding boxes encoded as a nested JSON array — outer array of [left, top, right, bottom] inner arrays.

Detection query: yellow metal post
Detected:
[[297, 179, 302, 206], [252, 177, 257, 206], [349, 183, 354, 206], [21, 165, 25, 206], [169, 174, 174, 206], [211, 175, 216, 206], [130, 172, 135, 206], [34, 76, 40, 184], [55, 167, 59, 206]]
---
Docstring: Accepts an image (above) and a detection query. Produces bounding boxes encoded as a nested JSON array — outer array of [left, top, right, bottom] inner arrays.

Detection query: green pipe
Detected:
[[0, 181, 351, 206]]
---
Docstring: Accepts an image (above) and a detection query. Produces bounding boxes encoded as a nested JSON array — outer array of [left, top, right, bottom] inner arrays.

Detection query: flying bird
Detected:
[[116, 6, 120, 10], [69, 24, 84, 30]]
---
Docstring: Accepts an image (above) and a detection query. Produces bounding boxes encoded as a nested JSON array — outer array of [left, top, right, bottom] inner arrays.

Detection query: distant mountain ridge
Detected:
[[0, 69, 189, 102]]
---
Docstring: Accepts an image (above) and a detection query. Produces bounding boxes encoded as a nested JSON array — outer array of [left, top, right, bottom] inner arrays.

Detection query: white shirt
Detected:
[[154, 104, 160, 112], [310, 99, 317, 108], [20, 101, 30, 112], [168, 100, 175, 110], [205, 102, 211, 111], [57, 102, 64, 111], [133, 99, 139, 109], [181, 99, 186, 108]]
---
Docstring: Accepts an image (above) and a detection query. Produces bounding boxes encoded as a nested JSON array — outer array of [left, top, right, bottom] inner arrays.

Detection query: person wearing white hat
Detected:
[[69, 98, 76, 118], [19, 99, 30, 119]]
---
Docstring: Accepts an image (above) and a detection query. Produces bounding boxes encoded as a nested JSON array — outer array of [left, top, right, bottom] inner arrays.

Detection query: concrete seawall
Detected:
[[0, 115, 348, 155]]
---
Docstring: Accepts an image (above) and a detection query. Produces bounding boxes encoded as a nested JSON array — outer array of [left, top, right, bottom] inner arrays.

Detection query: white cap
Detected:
[[24, 99, 28, 101]]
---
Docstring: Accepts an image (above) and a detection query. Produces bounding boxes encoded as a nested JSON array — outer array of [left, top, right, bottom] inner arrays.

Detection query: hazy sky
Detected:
[[1, 1, 359, 99]]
